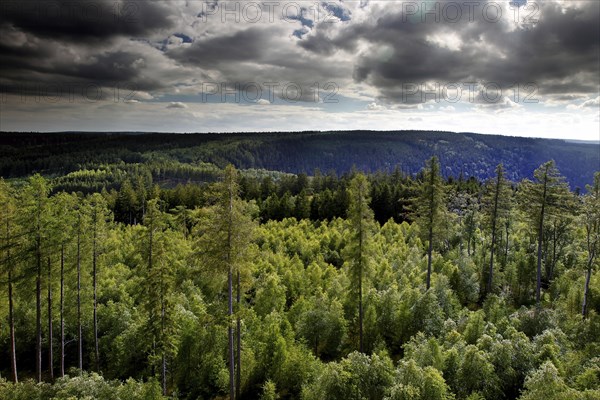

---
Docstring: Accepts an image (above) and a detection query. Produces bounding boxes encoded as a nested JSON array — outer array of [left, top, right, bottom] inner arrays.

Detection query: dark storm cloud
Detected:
[[165, 20, 349, 102], [0, 32, 165, 96], [0, 0, 598, 107], [168, 27, 273, 68], [472, 3, 600, 84], [0, 0, 174, 42], [0, 0, 183, 99], [0, 39, 55, 71], [296, 1, 600, 103]]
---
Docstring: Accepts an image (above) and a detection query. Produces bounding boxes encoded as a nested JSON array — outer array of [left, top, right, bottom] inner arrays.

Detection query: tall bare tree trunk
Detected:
[[467, 234, 471, 257], [8, 266, 18, 383], [359, 257, 363, 353], [504, 222, 510, 268], [36, 229, 42, 382], [92, 217, 99, 372], [60, 244, 65, 377], [427, 224, 433, 290], [228, 187, 235, 400], [582, 253, 594, 318], [6, 217, 18, 382], [426, 167, 435, 290], [236, 270, 241, 400], [536, 179, 548, 306], [549, 224, 558, 282], [488, 170, 502, 295], [228, 268, 234, 400], [77, 220, 83, 373], [162, 353, 167, 395], [358, 194, 364, 353], [47, 256, 54, 380], [161, 296, 167, 396], [347, 176, 373, 354]]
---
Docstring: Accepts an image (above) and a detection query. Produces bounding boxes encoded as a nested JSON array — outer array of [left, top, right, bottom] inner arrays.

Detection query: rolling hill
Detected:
[[1, 130, 598, 189]]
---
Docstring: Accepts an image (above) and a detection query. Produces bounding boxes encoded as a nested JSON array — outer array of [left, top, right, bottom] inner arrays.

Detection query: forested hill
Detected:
[[1, 130, 598, 189]]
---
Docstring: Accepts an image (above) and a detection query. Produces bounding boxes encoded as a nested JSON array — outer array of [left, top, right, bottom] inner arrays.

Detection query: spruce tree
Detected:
[[0, 179, 18, 382], [413, 157, 446, 290], [482, 164, 512, 296], [582, 172, 600, 318], [346, 173, 375, 353], [143, 198, 178, 395], [21, 175, 50, 382], [520, 161, 570, 305], [198, 165, 255, 399]]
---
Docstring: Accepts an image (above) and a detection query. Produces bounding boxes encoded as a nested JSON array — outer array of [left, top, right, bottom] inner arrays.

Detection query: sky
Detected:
[[0, 0, 599, 140]]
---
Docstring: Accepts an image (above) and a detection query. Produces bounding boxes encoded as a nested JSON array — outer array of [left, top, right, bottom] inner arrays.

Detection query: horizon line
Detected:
[[1, 129, 599, 144]]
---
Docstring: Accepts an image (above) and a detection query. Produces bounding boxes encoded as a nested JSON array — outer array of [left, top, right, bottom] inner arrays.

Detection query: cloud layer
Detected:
[[0, 0, 598, 139]]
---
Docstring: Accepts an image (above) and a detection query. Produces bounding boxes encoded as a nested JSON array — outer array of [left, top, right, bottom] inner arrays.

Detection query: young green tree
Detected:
[[345, 173, 375, 353], [482, 164, 512, 296], [520, 161, 570, 305], [388, 359, 453, 400], [295, 291, 347, 359], [582, 172, 600, 318], [413, 157, 446, 290], [302, 351, 394, 400], [197, 165, 255, 400], [115, 179, 138, 224], [0, 179, 18, 382], [519, 361, 578, 400], [171, 205, 194, 239], [294, 189, 311, 220]]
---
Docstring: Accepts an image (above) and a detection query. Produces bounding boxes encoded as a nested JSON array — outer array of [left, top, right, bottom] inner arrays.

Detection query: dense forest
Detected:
[[1, 141, 600, 399], [1, 131, 598, 190]]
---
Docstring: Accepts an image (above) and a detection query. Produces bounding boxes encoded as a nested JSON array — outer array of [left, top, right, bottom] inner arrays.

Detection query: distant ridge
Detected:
[[1, 130, 599, 190], [563, 139, 600, 145]]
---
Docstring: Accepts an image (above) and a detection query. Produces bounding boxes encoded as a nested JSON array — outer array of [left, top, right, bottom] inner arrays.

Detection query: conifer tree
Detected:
[[198, 165, 255, 399], [482, 164, 512, 296], [143, 198, 178, 395], [21, 174, 50, 382], [582, 172, 600, 318], [75, 203, 85, 373], [0, 179, 18, 382], [520, 161, 570, 305], [346, 173, 375, 353], [413, 157, 446, 290], [50, 193, 76, 378], [87, 193, 110, 372]]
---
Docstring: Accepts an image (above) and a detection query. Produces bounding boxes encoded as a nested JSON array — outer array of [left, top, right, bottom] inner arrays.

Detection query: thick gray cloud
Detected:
[[169, 26, 273, 68], [327, 1, 600, 103], [0, 0, 174, 42], [0, 0, 598, 110]]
